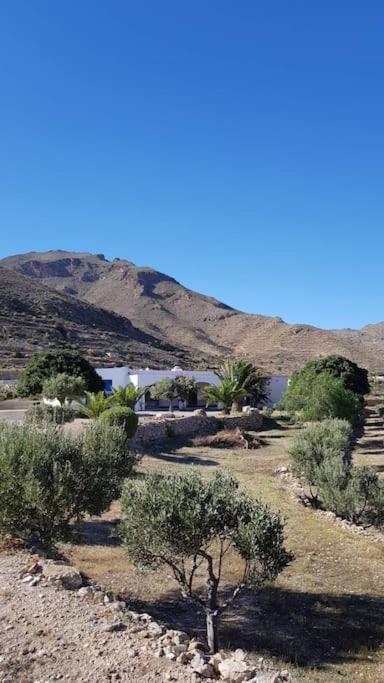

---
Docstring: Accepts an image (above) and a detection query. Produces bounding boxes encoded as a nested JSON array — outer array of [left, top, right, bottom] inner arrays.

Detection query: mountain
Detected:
[[2, 250, 384, 374], [0, 264, 201, 371]]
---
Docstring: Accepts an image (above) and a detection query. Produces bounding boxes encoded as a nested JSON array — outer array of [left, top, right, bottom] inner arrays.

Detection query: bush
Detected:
[[290, 419, 352, 488], [17, 350, 103, 397], [0, 421, 135, 547], [99, 406, 138, 438], [284, 369, 361, 424], [291, 420, 384, 526], [25, 403, 75, 425]]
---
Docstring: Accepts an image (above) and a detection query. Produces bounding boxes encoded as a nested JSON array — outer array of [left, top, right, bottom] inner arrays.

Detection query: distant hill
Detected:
[[0, 264, 201, 371], [2, 250, 384, 374]]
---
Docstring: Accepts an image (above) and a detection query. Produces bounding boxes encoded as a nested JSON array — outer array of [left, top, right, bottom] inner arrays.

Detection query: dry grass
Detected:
[[63, 414, 384, 683]]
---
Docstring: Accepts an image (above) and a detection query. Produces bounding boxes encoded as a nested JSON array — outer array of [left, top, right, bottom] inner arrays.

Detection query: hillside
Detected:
[[2, 250, 384, 373], [0, 265, 200, 371]]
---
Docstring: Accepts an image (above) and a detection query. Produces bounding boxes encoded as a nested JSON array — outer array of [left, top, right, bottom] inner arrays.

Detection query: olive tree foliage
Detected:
[[290, 419, 384, 526], [120, 471, 292, 653], [150, 376, 197, 411], [0, 421, 136, 548], [17, 350, 103, 397], [42, 373, 86, 405], [283, 369, 361, 424]]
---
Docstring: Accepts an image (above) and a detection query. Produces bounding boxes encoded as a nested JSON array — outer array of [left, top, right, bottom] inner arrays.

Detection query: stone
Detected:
[[147, 621, 163, 637], [218, 656, 256, 682], [209, 651, 225, 672], [108, 601, 126, 612], [101, 622, 127, 633], [233, 649, 247, 662], [42, 563, 83, 590], [177, 652, 193, 665], [187, 638, 209, 653], [77, 586, 94, 597], [189, 652, 214, 678], [172, 630, 189, 644]]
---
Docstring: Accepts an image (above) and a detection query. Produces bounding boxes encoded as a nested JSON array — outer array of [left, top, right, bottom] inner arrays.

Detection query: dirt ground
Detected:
[[62, 412, 384, 683]]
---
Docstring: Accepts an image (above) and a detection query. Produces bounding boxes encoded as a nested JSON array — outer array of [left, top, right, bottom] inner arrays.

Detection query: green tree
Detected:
[[204, 378, 247, 414], [120, 471, 292, 653], [150, 376, 197, 411], [217, 360, 268, 411], [42, 373, 86, 405], [109, 384, 148, 409], [17, 350, 103, 397], [284, 369, 361, 424], [0, 421, 135, 548], [303, 355, 370, 395], [77, 391, 111, 418]]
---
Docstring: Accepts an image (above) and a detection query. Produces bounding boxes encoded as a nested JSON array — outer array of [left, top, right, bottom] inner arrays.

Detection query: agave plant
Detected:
[[204, 378, 247, 415], [109, 384, 148, 410], [76, 391, 111, 419]]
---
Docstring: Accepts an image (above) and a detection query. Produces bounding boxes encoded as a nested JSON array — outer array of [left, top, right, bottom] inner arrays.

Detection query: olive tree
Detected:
[[120, 471, 292, 653], [42, 373, 86, 405], [150, 376, 197, 411]]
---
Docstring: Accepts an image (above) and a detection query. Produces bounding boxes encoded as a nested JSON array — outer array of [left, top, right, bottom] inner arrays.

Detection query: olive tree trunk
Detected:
[[206, 576, 219, 653]]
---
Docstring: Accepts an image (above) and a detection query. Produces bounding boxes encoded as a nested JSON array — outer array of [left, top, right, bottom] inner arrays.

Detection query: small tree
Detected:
[[42, 373, 86, 405], [109, 384, 148, 410], [120, 471, 292, 653], [17, 349, 103, 397], [150, 376, 197, 411]]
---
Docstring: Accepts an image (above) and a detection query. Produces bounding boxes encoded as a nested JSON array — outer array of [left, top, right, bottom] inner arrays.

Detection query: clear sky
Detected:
[[1, 1, 383, 330]]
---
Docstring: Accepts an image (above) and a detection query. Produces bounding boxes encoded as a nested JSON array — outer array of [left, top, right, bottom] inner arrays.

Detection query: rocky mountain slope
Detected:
[[2, 250, 384, 373], [0, 265, 199, 370]]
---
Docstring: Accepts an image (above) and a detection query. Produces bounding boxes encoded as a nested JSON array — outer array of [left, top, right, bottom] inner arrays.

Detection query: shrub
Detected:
[[25, 403, 75, 425], [291, 420, 384, 526], [0, 421, 135, 547], [290, 419, 352, 488], [99, 406, 138, 438], [284, 370, 361, 424], [120, 470, 292, 653], [17, 350, 103, 397]]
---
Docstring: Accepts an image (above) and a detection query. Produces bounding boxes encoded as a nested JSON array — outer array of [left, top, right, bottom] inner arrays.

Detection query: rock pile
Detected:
[[16, 555, 292, 682]]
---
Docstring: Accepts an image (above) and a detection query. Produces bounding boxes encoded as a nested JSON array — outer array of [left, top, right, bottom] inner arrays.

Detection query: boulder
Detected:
[[218, 656, 256, 682], [42, 562, 83, 590], [189, 652, 215, 678]]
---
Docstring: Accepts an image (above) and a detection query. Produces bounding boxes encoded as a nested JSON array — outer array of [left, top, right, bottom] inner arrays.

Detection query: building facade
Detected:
[[96, 365, 288, 411]]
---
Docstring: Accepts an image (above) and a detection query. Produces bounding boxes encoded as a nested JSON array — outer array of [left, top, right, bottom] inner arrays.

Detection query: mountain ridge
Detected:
[[2, 250, 384, 373]]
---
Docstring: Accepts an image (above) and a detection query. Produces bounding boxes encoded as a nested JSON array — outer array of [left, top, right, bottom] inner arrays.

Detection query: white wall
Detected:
[[95, 365, 288, 410]]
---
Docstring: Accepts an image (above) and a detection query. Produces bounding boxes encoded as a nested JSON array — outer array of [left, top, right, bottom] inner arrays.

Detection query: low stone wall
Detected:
[[130, 411, 263, 450]]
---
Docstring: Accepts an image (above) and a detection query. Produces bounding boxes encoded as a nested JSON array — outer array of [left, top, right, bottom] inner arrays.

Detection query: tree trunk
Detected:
[[206, 610, 219, 654], [169, 399, 173, 412], [231, 400, 241, 414]]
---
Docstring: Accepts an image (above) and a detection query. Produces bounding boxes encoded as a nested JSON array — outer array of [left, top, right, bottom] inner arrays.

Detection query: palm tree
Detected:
[[204, 379, 247, 415], [76, 391, 111, 418], [109, 384, 148, 410], [217, 360, 267, 412]]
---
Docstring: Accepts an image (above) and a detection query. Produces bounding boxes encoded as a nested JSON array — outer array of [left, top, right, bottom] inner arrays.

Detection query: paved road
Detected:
[[0, 409, 26, 423]]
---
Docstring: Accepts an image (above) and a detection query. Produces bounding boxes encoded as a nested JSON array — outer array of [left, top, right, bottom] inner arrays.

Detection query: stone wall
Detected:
[[130, 411, 263, 450]]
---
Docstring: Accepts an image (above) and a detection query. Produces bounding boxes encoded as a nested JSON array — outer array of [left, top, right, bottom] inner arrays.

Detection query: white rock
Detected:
[[147, 621, 163, 636], [108, 601, 126, 612], [218, 656, 255, 682], [77, 586, 93, 597], [189, 652, 214, 678], [42, 564, 83, 590]]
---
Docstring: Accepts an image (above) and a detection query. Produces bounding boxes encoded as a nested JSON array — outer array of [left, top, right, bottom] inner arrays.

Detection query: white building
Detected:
[[96, 365, 288, 411]]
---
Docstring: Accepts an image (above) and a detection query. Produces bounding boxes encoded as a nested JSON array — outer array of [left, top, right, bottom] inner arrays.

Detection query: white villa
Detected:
[[96, 365, 288, 411]]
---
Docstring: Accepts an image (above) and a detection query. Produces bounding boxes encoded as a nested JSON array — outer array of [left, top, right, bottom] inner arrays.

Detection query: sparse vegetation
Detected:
[[120, 470, 292, 653], [25, 403, 75, 425]]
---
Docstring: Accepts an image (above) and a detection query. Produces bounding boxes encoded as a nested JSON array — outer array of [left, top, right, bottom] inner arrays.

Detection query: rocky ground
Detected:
[[0, 551, 292, 683]]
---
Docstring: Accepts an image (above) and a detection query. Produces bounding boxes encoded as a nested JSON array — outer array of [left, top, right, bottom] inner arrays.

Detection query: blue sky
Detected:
[[1, 1, 383, 329]]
